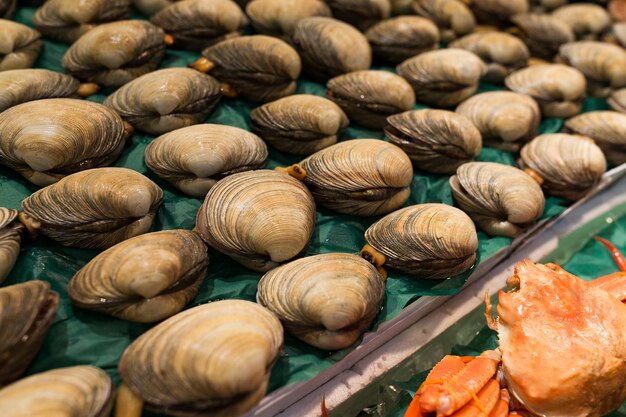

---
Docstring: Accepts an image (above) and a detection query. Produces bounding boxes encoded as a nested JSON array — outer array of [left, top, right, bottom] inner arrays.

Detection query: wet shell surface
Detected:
[[292, 17, 372, 82], [132, 0, 172, 15], [450, 162, 545, 237], [364, 203, 478, 278], [144, 124, 268, 197], [325, 0, 391, 31], [118, 300, 283, 416], [299, 139, 413, 216], [564, 111, 626, 165], [614, 22, 626, 48], [68, 230, 208, 323], [411, 0, 476, 42], [0, 281, 59, 387], [0, 0, 14, 18], [552, 3, 611, 40], [21, 168, 163, 249], [0, 98, 131, 186], [511, 13, 575, 59], [384, 109, 482, 174], [103, 68, 221, 135], [608, 88, 626, 113], [326, 70, 416, 129], [397, 48, 486, 107], [469, 0, 528, 25], [519, 134, 606, 200], [0, 366, 114, 417], [258, 253, 385, 350], [0, 20, 42, 71], [195, 170, 315, 271], [62, 20, 166, 87], [246, 0, 331, 37], [250, 94, 349, 155], [0, 208, 21, 284], [365, 16, 440, 64]]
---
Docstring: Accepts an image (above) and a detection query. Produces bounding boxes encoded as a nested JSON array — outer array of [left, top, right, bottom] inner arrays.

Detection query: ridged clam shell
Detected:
[[0, 208, 21, 284], [450, 162, 545, 237], [299, 139, 413, 216], [145, 124, 268, 197], [0, 366, 113, 417], [62, 20, 166, 87], [530, 0, 567, 12], [0, 281, 59, 387], [0, 20, 42, 71], [246, 0, 331, 37], [21, 168, 163, 249], [411, 0, 476, 42], [326, 70, 415, 129], [0, 0, 15, 18], [69, 230, 208, 323], [0, 98, 131, 186], [132, 0, 172, 15], [258, 253, 385, 350], [365, 16, 440, 64], [511, 13, 574, 60], [552, 3, 610, 40], [455, 91, 540, 151], [119, 300, 283, 416], [397, 48, 486, 107], [504, 64, 586, 118], [325, 0, 391, 31], [385, 109, 482, 174], [614, 22, 626, 48], [519, 134, 606, 200], [292, 17, 372, 82], [103, 68, 221, 135], [469, 0, 528, 26], [608, 88, 626, 113], [564, 111, 626, 165], [195, 170, 315, 271]]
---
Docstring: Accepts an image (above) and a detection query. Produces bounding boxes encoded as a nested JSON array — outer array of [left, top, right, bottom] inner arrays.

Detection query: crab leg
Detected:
[[592, 237, 626, 301], [451, 378, 500, 417], [488, 389, 510, 417], [594, 237, 626, 271]]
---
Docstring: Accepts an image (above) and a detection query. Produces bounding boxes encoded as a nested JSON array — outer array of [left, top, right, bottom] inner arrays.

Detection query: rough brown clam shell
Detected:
[[132, 0, 172, 15], [0, 20, 42, 71], [0, 208, 22, 284], [551, 3, 611, 40], [391, 0, 412, 13], [564, 111, 626, 165], [529, 0, 567, 12], [0, 0, 15, 18], [145, 124, 268, 197], [325, 0, 391, 31], [608, 88, 626, 113], [469, 0, 528, 26], [510, 13, 574, 60], [246, 0, 331, 37], [411, 0, 476, 42], [365, 16, 440, 64]]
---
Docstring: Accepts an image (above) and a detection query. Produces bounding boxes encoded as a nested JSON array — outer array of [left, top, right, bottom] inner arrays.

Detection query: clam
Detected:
[[150, 0, 248, 51], [365, 16, 440, 64], [510, 13, 574, 59], [411, 0, 476, 42], [20, 168, 163, 249], [291, 17, 372, 82], [195, 170, 315, 271], [519, 134, 606, 200], [0, 281, 59, 387], [608, 88, 626, 113], [469, 0, 529, 26], [614, 22, 626, 48], [385, 109, 482, 174], [504, 64, 586, 118], [190, 35, 301, 102], [0, 98, 132, 186], [391, 0, 412, 13], [361, 203, 478, 278], [62, 20, 167, 87], [449, 31, 529, 84], [297, 139, 413, 216], [246, 0, 331, 37], [455, 91, 540, 151], [551, 3, 611, 40], [250, 94, 349, 155], [564, 111, 626, 165], [68, 230, 208, 323], [325, 0, 391, 31], [529, 0, 567, 12], [0, 0, 14, 18], [0, 20, 42, 71], [33, 0, 131, 44], [132, 0, 173, 15], [0, 366, 113, 417], [326, 70, 416, 129], [397, 49, 486, 107], [103, 68, 221, 135], [145, 124, 268, 197], [450, 162, 545, 237], [258, 253, 385, 350], [0, 208, 22, 284]]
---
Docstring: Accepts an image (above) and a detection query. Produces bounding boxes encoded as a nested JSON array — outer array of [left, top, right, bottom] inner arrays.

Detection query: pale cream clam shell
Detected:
[[246, 0, 331, 37], [564, 111, 626, 165], [608, 88, 626, 113], [411, 0, 476, 42], [469, 0, 528, 26], [0, 20, 42, 71], [0, 208, 22, 284], [325, 0, 391, 31], [365, 16, 440, 64], [551, 3, 611, 40], [511, 13, 574, 60]]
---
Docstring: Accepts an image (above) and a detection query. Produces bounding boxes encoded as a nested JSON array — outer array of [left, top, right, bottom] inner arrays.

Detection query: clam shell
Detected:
[[132, 0, 172, 15], [397, 48, 486, 107], [195, 170, 315, 271], [246, 0, 331, 37], [608, 88, 626, 113], [299, 139, 413, 216], [292, 17, 372, 82], [365, 16, 440, 64], [529, 0, 567, 12], [62, 20, 166, 87], [364, 203, 478, 278], [0, 366, 113, 417], [325, 0, 391, 31], [258, 253, 385, 350], [0, 208, 22, 284], [450, 162, 545, 237], [0, 0, 15, 18], [564, 111, 626, 165], [326, 70, 416, 129], [0, 98, 131, 186], [455, 91, 540, 151], [0, 20, 42, 71], [504, 64, 586, 118], [68, 230, 208, 323], [552, 4, 610, 40], [103, 68, 221, 135], [385, 109, 482, 174], [614, 22, 626, 48], [469, 0, 528, 26], [511, 13, 574, 59], [119, 300, 283, 416], [250, 94, 349, 155], [145, 124, 268, 197], [411, 0, 476, 42], [0, 281, 59, 387], [390, 0, 412, 13], [519, 134, 606, 200], [21, 167, 163, 249]]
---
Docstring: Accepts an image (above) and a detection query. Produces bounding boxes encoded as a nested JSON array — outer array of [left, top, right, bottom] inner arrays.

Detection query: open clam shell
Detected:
[[325, 0, 391, 31], [564, 111, 626, 165], [411, 0, 475, 42], [450, 162, 545, 237], [246, 0, 331, 37], [385, 109, 482, 174], [0, 208, 22, 284], [0, 0, 15, 18], [365, 16, 440, 64], [132, 0, 173, 15], [145, 124, 268, 197], [0, 20, 42, 71], [511, 13, 574, 60], [608, 88, 626, 113], [469, 0, 528, 26], [551, 3, 611, 40], [258, 253, 385, 350], [21, 167, 163, 249]]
